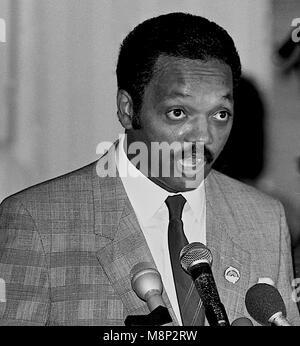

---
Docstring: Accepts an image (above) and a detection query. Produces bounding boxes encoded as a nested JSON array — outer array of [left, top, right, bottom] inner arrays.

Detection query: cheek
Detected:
[[143, 116, 181, 142], [213, 125, 232, 147], [140, 113, 164, 139], [177, 122, 195, 138]]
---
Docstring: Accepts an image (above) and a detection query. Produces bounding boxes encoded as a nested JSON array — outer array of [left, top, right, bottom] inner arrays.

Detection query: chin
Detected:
[[151, 164, 212, 192], [162, 177, 204, 192]]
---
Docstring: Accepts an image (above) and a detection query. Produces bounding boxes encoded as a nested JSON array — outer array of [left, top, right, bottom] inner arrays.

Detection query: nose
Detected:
[[184, 116, 213, 145]]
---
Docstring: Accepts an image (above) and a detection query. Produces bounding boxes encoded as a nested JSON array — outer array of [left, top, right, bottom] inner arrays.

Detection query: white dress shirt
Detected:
[[115, 134, 206, 325]]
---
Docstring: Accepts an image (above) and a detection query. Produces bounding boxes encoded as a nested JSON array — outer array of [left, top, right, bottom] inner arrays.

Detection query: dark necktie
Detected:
[[166, 194, 205, 326]]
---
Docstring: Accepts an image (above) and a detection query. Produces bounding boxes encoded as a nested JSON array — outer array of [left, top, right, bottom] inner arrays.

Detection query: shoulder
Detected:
[[209, 171, 289, 263], [0, 160, 98, 209], [209, 169, 282, 212]]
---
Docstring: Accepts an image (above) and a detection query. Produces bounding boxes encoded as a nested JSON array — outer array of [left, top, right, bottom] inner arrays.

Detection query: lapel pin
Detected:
[[224, 266, 240, 284]]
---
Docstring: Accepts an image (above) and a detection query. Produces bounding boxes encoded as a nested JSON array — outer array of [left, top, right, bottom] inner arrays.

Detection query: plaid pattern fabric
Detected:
[[0, 143, 299, 325]]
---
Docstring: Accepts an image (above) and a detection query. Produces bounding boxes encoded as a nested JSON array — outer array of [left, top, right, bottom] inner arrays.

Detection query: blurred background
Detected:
[[0, 0, 299, 271]]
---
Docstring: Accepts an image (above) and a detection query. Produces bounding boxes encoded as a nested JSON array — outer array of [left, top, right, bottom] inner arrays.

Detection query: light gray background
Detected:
[[0, 0, 299, 241]]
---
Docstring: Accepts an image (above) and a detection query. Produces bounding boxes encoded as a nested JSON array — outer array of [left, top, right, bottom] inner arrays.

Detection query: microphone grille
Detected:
[[180, 242, 213, 273], [245, 283, 286, 325]]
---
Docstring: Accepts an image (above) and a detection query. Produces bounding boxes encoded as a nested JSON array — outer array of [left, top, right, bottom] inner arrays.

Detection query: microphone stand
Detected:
[[124, 305, 172, 326]]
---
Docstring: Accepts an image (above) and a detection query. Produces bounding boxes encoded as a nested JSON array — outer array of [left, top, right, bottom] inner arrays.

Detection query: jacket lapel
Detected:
[[205, 171, 251, 323], [92, 143, 178, 325], [91, 142, 251, 325]]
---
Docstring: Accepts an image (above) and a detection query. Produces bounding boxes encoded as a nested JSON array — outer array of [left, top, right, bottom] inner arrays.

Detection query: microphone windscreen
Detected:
[[130, 262, 153, 280], [130, 262, 162, 301], [231, 317, 253, 326], [245, 283, 286, 325]]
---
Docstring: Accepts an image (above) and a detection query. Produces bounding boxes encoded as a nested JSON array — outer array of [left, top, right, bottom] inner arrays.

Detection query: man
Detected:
[[0, 12, 299, 326]]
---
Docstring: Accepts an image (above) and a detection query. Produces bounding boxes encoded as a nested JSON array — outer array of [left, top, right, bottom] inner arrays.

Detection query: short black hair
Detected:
[[116, 12, 241, 127]]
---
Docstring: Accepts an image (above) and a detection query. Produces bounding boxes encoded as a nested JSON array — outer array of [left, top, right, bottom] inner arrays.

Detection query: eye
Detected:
[[166, 109, 186, 120], [212, 110, 232, 122]]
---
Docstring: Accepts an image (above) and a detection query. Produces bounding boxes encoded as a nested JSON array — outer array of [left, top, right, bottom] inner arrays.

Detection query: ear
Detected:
[[117, 89, 134, 130]]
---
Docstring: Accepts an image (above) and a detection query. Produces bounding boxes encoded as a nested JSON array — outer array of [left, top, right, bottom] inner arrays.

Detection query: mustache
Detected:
[[204, 146, 214, 164], [181, 144, 214, 164]]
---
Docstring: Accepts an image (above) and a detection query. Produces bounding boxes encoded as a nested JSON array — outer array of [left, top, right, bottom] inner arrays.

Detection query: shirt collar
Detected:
[[115, 133, 205, 226]]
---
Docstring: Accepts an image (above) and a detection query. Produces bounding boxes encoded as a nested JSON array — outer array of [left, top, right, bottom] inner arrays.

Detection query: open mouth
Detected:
[[177, 155, 204, 168], [177, 152, 205, 177], [173, 143, 210, 177]]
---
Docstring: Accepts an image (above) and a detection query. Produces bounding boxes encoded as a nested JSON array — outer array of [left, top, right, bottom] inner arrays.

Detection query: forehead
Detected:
[[148, 55, 233, 99]]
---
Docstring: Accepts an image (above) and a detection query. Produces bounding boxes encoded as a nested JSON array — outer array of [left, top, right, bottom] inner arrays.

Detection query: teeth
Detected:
[[178, 157, 203, 168]]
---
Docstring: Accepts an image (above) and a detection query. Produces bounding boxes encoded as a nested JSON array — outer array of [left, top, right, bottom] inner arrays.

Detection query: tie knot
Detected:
[[165, 194, 186, 220]]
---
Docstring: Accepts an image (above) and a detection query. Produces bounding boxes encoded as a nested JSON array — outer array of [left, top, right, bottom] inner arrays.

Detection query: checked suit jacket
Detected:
[[0, 142, 299, 326]]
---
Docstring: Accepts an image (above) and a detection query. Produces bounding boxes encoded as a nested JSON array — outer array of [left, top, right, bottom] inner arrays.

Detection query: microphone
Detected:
[[231, 317, 253, 326], [245, 283, 291, 326], [126, 262, 172, 326], [130, 262, 165, 311], [180, 242, 230, 326]]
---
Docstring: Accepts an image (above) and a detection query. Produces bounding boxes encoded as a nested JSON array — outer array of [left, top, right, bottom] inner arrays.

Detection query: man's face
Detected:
[[126, 56, 234, 192]]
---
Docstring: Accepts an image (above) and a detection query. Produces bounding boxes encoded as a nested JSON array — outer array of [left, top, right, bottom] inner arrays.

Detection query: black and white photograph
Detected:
[[0, 0, 300, 335]]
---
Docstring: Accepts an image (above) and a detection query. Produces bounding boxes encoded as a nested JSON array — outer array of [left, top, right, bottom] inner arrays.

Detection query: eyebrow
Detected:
[[166, 91, 193, 98], [221, 93, 233, 102], [164, 91, 233, 102]]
